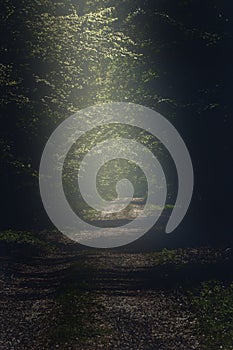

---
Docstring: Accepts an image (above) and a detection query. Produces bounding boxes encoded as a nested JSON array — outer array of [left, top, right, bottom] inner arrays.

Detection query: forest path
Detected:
[[0, 235, 231, 350], [67, 251, 201, 350]]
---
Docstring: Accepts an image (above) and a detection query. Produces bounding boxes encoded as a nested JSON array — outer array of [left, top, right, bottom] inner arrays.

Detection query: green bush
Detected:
[[0, 230, 56, 254], [0, 230, 42, 245]]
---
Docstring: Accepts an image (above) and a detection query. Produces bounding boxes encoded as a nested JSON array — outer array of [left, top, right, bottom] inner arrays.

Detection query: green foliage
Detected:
[[1, 0, 231, 233], [0, 230, 42, 245], [190, 280, 233, 350], [0, 230, 56, 253], [63, 124, 160, 214], [148, 248, 182, 265]]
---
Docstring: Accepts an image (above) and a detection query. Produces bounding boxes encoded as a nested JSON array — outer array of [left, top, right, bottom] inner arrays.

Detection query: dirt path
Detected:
[[0, 247, 77, 349], [0, 238, 231, 350], [61, 251, 203, 350]]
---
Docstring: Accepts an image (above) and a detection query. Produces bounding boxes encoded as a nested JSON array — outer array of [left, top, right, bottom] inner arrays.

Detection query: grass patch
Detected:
[[190, 280, 233, 350], [0, 230, 43, 244], [0, 230, 57, 253], [148, 246, 227, 266], [147, 248, 185, 265]]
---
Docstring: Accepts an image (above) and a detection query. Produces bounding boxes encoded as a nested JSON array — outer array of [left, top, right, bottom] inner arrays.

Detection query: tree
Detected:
[[1, 0, 232, 245]]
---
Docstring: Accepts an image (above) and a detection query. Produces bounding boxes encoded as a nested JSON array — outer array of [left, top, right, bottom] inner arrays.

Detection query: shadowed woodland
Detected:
[[0, 0, 233, 349]]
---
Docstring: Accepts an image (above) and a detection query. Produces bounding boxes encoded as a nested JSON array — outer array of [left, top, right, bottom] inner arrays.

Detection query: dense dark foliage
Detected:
[[1, 0, 232, 246]]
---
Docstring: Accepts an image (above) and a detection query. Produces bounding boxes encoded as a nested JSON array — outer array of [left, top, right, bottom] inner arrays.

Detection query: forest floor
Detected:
[[0, 230, 232, 350]]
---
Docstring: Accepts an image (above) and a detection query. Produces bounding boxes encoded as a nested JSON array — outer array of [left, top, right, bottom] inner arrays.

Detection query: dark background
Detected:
[[1, 0, 233, 249]]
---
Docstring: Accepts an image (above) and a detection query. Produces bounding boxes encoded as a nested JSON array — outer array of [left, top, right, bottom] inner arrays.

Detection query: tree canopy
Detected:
[[1, 0, 232, 245]]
